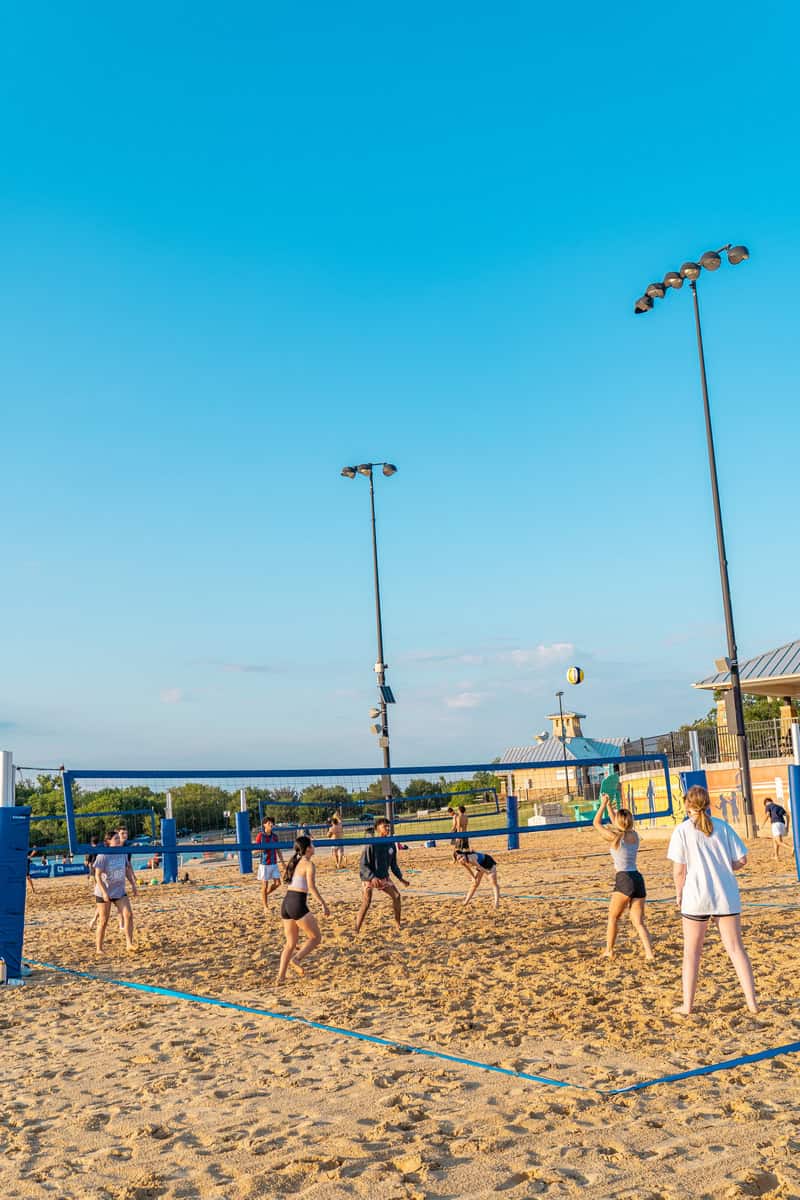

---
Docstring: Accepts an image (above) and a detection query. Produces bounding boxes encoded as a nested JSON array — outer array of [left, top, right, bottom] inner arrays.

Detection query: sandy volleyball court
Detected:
[[4, 829, 800, 1199]]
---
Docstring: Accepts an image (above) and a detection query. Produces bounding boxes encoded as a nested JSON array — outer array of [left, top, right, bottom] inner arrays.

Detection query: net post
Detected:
[[236, 789, 253, 875], [506, 775, 519, 851], [0, 803, 30, 980], [162, 790, 178, 883], [0, 750, 13, 806], [688, 730, 701, 772], [789, 724, 800, 882]]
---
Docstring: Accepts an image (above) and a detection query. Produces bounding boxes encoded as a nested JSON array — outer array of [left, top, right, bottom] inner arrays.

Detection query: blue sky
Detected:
[[2, 3, 799, 770]]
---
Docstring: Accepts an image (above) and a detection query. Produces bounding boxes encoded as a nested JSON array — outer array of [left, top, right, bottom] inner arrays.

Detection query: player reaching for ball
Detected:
[[593, 794, 654, 961]]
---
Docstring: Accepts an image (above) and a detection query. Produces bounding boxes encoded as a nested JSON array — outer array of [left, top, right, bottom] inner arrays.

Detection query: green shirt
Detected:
[[600, 772, 621, 804]]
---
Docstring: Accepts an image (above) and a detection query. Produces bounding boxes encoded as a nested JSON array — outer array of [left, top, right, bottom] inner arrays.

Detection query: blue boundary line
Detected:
[[23, 959, 800, 1096]]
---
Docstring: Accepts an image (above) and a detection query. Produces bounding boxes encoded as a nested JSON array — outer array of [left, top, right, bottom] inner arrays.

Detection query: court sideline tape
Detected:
[[23, 959, 800, 1096]]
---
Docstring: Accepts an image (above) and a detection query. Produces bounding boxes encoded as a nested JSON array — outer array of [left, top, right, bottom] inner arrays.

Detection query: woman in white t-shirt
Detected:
[[667, 785, 757, 1015]]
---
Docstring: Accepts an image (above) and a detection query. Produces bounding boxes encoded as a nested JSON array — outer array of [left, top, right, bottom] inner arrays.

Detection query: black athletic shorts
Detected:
[[478, 854, 496, 872], [682, 912, 740, 922], [281, 890, 310, 921], [613, 870, 646, 899]]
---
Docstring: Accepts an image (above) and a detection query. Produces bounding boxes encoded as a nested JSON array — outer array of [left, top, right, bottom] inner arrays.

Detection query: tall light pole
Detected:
[[341, 462, 398, 828], [634, 244, 755, 837], [555, 689, 571, 798]]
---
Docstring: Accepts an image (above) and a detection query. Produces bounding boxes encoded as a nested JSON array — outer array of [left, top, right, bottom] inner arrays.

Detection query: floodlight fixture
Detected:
[[634, 295, 654, 314], [341, 466, 357, 478], [645, 281, 666, 299], [679, 261, 702, 280], [700, 251, 722, 271], [382, 463, 398, 476], [663, 271, 684, 289], [727, 245, 749, 265], [357, 464, 373, 477]]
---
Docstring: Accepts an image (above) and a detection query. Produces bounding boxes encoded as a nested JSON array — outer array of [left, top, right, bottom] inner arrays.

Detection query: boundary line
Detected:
[[23, 960, 800, 1096]]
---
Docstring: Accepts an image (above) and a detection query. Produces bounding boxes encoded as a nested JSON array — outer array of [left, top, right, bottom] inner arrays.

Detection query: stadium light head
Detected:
[[645, 281, 666, 299], [382, 463, 398, 476], [680, 261, 702, 280], [357, 464, 373, 477], [663, 271, 683, 290], [341, 466, 357, 478], [634, 295, 654, 314], [369, 706, 380, 718], [727, 244, 749, 265], [700, 250, 722, 271]]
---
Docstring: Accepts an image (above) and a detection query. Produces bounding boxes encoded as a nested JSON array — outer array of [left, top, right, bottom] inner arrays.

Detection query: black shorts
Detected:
[[478, 855, 496, 872], [281, 890, 310, 921], [682, 912, 740, 922], [454, 837, 470, 851], [95, 895, 126, 906], [613, 870, 646, 899]]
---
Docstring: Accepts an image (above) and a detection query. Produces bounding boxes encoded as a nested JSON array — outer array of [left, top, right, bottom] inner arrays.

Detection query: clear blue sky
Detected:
[[2, 3, 799, 769]]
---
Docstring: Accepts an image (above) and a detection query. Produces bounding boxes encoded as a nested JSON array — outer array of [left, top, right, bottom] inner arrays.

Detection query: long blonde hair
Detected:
[[686, 785, 713, 835], [609, 807, 634, 849]]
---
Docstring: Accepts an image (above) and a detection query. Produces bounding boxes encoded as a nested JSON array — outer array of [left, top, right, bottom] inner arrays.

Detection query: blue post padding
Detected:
[[161, 818, 178, 884], [679, 769, 707, 796], [789, 766, 800, 882], [506, 794, 519, 851], [0, 806, 31, 978], [235, 811, 253, 875]]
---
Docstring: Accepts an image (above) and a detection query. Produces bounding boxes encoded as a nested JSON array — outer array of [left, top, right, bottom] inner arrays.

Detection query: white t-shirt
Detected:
[[667, 817, 748, 916]]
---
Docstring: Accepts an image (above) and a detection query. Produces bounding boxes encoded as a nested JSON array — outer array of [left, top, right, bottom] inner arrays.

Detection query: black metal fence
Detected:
[[623, 719, 792, 768]]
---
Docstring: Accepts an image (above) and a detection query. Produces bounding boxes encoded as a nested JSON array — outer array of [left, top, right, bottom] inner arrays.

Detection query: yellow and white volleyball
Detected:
[[566, 666, 584, 685]]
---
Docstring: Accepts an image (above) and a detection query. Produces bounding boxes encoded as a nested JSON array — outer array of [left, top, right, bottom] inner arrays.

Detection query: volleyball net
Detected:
[[51, 753, 674, 859]]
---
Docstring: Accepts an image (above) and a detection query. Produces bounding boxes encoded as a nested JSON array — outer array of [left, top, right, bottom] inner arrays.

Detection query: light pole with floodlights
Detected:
[[341, 462, 398, 828], [634, 244, 755, 837], [555, 690, 571, 799]]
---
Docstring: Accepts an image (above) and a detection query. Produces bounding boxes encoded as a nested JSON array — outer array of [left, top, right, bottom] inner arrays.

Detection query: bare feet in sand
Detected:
[[288, 958, 305, 977]]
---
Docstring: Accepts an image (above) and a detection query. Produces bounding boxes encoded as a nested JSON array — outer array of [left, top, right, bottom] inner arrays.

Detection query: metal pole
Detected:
[[0, 751, 13, 806], [556, 690, 571, 798], [690, 281, 755, 837], [367, 470, 393, 828]]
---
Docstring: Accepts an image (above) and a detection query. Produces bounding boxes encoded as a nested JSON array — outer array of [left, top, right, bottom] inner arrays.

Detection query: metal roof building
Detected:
[[693, 639, 800, 698], [498, 736, 626, 765]]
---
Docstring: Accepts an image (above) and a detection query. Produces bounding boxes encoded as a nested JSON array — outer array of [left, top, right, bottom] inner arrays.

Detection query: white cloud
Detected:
[[445, 691, 485, 709], [503, 643, 575, 667], [159, 688, 185, 705]]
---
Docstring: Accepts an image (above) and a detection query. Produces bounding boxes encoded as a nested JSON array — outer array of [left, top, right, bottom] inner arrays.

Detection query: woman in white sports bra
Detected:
[[277, 836, 330, 984]]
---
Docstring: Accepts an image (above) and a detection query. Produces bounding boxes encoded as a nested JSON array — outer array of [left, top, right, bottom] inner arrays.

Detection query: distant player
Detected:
[[328, 812, 345, 869], [599, 764, 622, 809], [762, 797, 790, 861], [92, 830, 138, 953], [451, 805, 470, 852], [355, 817, 410, 932], [255, 816, 285, 914], [454, 849, 500, 908]]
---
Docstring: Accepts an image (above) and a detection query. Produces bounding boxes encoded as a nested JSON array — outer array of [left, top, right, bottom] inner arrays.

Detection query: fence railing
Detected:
[[624, 718, 791, 768]]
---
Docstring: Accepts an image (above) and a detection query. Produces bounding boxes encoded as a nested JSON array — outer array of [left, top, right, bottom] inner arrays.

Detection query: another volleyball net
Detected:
[[54, 754, 674, 859]]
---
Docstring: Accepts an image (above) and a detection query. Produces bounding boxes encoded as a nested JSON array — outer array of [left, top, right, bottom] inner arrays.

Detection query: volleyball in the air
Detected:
[[566, 666, 584, 685]]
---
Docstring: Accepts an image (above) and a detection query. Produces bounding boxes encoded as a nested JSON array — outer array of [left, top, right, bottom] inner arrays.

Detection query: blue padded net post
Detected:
[[679, 769, 707, 796], [236, 808, 253, 875], [161, 817, 178, 884], [789, 764, 800, 882], [506, 791, 519, 851], [0, 805, 31, 979]]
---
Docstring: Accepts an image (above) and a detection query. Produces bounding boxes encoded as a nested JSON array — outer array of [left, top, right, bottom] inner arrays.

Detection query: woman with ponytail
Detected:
[[277, 837, 330, 984], [667, 785, 758, 1014], [593, 793, 653, 960]]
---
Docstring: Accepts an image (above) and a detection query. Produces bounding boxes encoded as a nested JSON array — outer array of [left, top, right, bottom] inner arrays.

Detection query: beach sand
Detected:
[[4, 829, 800, 1199]]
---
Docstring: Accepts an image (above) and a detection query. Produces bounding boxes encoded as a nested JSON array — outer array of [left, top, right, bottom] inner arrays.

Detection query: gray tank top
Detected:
[[610, 832, 639, 872]]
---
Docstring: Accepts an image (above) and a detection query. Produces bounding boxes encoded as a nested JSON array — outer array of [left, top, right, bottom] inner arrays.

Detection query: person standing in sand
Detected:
[[454, 849, 500, 908], [668, 784, 757, 1015], [327, 811, 345, 869], [762, 797, 790, 861], [355, 817, 410, 932], [92, 831, 138, 954], [255, 816, 285, 914], [451, 805, 470, 852], [593, 794, 653, 960], [277, 836, 329, 983]]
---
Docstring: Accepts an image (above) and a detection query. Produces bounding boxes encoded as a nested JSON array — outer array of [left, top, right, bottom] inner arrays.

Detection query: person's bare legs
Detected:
[[387, 885, 402, 929], [355, 886, 373, 933], [603, 892, 629, 958], [675, 917, 709, 1014], [489, 872, 500, 909], [717, 914, 758, 1012], [292, 914, 321, 969], [628, 898, 654, 960], [775, 836, 782, 862], [260, 881, 269, 913], [117, 897, 135, 949], [277, 921, 299, 982], [95, 902, 111, 953]]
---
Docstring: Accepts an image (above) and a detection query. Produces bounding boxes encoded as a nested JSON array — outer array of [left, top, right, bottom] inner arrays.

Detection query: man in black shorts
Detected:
[[355, 817, 410, 932]]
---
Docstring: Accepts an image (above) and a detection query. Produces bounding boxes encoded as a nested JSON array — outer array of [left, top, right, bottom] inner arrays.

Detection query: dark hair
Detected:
[[458, 805, 466, 814], [375, 818, 390, 832], [283, 836, 312, 884], [262, 815, 274, 824]]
